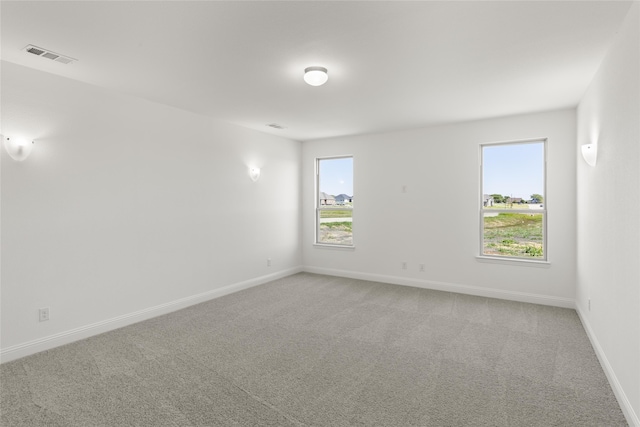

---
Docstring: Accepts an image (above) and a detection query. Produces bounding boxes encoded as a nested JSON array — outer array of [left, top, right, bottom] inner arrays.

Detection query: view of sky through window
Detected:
[[483, 142, 544, 200], [319, 157, 353, 196]]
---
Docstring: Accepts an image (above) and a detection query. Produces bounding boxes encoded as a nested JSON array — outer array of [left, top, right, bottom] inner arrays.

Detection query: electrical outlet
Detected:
[[39, 307, 49, 322], [419, 263, 425, 272], [267, 258, 272, 267], [402, 261, 407, 270]]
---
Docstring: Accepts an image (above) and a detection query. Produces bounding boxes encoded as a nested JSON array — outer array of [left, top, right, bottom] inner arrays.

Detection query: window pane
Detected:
[[318, 210, 353, 245], [318, 157, 353, 207], [483, 212, 544, 258], [482, 142, 544, 207], [317, 157, 353, 245]]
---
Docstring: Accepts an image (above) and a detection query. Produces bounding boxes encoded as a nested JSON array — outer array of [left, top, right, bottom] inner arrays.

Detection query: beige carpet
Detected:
[[0, 273, 628, 426]]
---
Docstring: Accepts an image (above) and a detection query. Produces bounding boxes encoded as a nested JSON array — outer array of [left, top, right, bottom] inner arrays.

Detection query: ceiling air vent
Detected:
[[23, 45, 77, 65], [266, 123, 286, 130]]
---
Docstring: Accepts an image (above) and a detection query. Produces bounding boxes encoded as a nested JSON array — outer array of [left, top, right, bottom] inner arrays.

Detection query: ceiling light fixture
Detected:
[[304, 66, 328, 86]]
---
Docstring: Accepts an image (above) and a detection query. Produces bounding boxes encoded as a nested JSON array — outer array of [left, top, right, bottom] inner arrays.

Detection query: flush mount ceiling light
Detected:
[[304, 66, 328, 86]]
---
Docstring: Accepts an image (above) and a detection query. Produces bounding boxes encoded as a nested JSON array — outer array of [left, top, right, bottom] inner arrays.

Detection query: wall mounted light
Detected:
[[581, 143, 597, 167], [249, 167, 261, 182], [304, 66, 328, 86], [3, 136, 34, 161]]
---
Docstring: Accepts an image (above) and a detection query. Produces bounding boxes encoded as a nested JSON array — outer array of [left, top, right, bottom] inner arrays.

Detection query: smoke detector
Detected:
[[23, 45, 77, 64]]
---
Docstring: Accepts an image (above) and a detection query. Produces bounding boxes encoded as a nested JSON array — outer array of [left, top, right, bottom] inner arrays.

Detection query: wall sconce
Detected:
[[249, 167, 261, 182], [581, 143, 597, 167], [3, 136, 34, 161]]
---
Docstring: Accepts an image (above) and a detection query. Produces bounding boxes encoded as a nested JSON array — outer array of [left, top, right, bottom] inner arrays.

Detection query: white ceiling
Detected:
[[0, 1, 633, 141]]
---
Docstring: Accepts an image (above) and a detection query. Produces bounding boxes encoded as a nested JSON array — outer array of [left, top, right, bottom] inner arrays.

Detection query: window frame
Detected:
[[479, 138, 548, 263], [315, 155, 354, 248]]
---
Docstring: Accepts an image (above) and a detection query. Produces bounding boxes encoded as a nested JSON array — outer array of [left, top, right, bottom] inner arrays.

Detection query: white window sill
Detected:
[[475, 256, 550, 268], [313, 243, 356, 250]]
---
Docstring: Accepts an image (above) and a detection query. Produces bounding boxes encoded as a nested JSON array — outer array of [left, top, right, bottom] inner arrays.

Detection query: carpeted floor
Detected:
[[0, 273, 628, 426]]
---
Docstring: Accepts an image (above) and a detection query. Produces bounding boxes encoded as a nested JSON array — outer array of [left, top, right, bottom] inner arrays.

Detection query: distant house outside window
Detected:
[[316, 156, 353, 246], [480, 140, 546, 261]]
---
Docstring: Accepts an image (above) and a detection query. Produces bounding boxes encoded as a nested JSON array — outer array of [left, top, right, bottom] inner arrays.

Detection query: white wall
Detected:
[[576, 3, 640, 425], [0, 10, 635, 420], [303, 109, 577, 306], [1, 61, 302, 361]]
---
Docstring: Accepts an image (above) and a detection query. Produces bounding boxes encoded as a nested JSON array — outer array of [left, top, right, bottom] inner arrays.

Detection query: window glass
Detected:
[[481, 141, 546, 260], [316, 157, 353, 246]]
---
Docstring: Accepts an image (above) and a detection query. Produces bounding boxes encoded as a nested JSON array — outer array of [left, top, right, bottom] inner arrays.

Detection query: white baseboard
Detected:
[[575, 305, 640, 427], [0, 266, 303, 364], [303, 266, 575, 308]]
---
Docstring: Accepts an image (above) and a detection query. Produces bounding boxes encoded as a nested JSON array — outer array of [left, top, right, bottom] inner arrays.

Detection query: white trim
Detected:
[[480, 136, 549, 147], [479, 138, 548, 261], [575, 305, 640, 427], [303, 266, 573, 308], [313, 243, 356, 250], [482, 209, 544, 213], [475, 256, 551, 268], [0, 266, 303, 364]]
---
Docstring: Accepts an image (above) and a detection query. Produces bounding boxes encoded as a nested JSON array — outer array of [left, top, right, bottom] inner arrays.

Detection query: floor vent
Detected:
[[24, 45, 77, 65]]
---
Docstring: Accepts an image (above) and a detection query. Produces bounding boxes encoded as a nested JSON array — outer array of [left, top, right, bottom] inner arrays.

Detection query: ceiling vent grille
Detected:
[[24, 45, 77, 65]]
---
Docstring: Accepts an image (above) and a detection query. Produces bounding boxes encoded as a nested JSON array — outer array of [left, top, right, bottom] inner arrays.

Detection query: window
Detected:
[[316, 156, 353, 246], [480, 140, 546, 261]]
